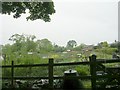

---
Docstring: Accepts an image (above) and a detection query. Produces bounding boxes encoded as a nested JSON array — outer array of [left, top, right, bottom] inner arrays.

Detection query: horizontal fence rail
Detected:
[[0, 55, 120, 89], [1, 58, 120, 68]]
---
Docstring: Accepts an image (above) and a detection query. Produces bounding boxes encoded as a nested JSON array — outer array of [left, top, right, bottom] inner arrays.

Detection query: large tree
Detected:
[[1, 1, 55, 22], [53, 44, 66, 52], [66, 40, 77, 49], [36, 38, 53, 52], [97, 41, 109, 48], [9, 34, 37, 53]]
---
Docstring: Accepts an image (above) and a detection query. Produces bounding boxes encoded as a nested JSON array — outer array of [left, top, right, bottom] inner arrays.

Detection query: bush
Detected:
[[75, 65, 90, 76], [95, 48, 117, 55]]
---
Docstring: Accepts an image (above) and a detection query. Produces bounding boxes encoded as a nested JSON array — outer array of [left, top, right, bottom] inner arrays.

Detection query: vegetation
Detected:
[[1, 1, 55, 22], [1, 33, 120, 66], [1, 34, 120, 89]]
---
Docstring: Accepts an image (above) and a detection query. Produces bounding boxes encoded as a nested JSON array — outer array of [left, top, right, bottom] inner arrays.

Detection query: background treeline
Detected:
[[1, 33, 120, 65]]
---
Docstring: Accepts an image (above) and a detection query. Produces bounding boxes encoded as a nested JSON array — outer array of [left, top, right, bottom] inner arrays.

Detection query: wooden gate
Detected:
[[89, 55, 120, 89]]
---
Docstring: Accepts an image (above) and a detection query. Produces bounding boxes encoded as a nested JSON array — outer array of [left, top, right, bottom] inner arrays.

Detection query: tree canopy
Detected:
[[66, 40, 77, 49], [1, 1, 55, 22]]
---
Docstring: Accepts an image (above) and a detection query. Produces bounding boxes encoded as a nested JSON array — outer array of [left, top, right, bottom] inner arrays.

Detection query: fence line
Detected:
[[0, 55, 120, 89]]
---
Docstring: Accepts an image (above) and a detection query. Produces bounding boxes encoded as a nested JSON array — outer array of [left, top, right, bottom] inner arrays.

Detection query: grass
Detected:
[[82, 80, 91, 88]]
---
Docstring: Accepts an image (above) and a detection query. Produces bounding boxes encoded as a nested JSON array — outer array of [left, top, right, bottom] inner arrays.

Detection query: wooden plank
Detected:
[[2, 75, 120, 80], [1, 75, 92, 80], [1, 62, 90, 68], [96, 59, 120, 63], [54, 61, 90, 66], [96, 75, 120, 79], [11, 61, 14, 88], [97, 81, 119, 86], [90, 55, 97, 90], [1, 63, 48, 68], [2, 76, 49, 80], [53, 75, 91, 79], [48, 58, 54, 90], [0, 65, 12, 68], [1, 58, 120, 68]]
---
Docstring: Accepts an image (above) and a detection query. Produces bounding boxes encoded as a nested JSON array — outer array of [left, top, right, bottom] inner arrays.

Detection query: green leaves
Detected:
[[66, 40, 77, 49], [36, 38, 53, 52], [1, 2, 55, 22]]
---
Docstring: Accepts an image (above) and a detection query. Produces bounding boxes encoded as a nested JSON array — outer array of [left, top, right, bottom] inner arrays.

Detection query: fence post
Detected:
[[89, 55, 97, 90], [48, 58, 54, 90], [11, 61, 14, 88]]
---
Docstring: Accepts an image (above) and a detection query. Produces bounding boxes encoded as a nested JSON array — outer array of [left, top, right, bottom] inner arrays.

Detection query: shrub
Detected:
[[75, 65, 90, 76]]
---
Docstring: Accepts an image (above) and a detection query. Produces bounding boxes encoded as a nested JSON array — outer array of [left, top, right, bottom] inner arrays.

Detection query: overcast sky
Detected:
[[0, 0, 119, 46]]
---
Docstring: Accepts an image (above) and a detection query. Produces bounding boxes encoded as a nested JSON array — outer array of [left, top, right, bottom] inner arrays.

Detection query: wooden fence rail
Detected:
[[0, 55, 120, 89]]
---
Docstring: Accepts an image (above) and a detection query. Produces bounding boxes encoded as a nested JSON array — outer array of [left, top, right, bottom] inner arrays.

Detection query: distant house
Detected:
[[62, 52, 67, 54], [67, 49, 71, 52], [27, 52, 33, 55]]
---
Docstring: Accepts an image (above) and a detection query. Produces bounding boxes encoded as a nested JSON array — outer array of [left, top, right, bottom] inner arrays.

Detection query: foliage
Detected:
[[8, 34, 37, 53], [97, 41, 109, 48], [2, 35, 118, 65], [2, 34, 118, 63], [1, 1, 55, 22], [53, 44, 66, 52], [110, 41, 120, 53], [74, 43, 86, 51], [66, 40, 77, 49], [95, 47, 118, 55], [75, 65, 90, 76], [36, 38, 53, 53]]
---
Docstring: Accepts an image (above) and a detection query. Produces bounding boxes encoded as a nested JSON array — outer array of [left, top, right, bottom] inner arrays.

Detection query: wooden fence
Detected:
[[0, 55, 120, 89]]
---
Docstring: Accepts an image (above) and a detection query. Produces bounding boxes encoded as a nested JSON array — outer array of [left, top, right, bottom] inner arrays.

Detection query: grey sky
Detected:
[[0, 0, 119, 46]]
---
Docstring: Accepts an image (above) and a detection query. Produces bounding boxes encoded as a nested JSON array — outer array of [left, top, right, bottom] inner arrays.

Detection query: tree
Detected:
[[25, 35, 37, 52], [2, 44, 12, 56], [9, 34, 24, 52], [97, 41, 109, 48], [53, 44, 66, 52], [1, 1, 55, 22], [9, 34, 25, 43], [74, 43, 86, 51], [66, 40, 77, 49], [110, 41, 120, 53], [9, 34, 37, 53], [36, 38, 53, 52]]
